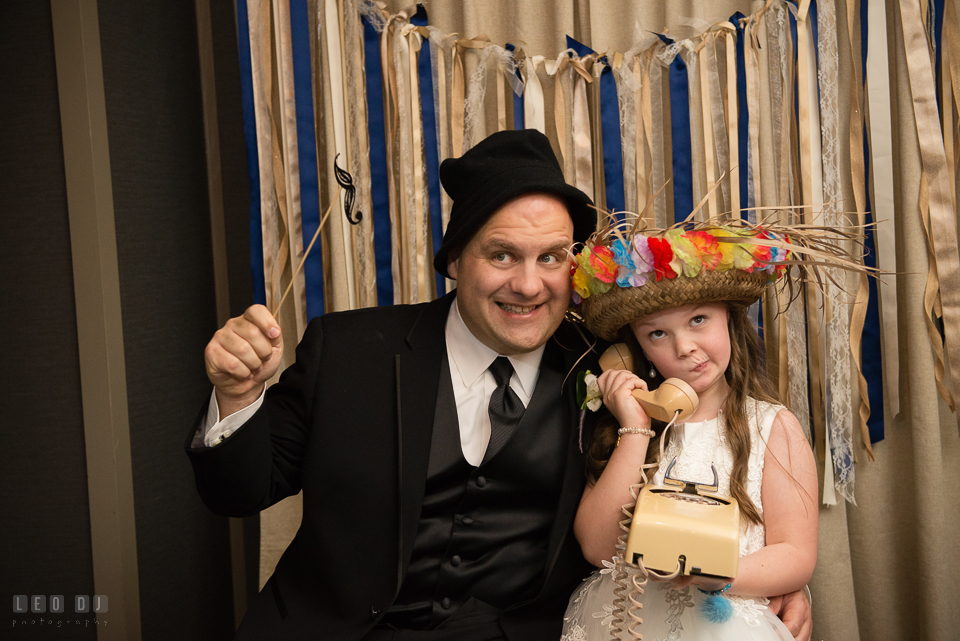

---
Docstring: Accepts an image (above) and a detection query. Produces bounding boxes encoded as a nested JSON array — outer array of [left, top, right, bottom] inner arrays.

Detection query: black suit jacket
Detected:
[[186, 292, 595, 639]]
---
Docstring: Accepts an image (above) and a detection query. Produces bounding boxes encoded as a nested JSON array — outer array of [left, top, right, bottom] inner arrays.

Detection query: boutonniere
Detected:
[[576, 369, 603, 411]]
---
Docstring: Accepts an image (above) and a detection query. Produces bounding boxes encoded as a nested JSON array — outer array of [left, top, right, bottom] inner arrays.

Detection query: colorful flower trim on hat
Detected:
[[570, 225, 793, 306]]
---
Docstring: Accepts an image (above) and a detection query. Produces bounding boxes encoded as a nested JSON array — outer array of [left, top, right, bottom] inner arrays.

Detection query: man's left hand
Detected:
[[769, 588, 812, 641]]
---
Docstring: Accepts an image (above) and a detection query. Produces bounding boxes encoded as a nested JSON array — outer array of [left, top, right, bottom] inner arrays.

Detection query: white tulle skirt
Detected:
[[561, 568, 794, 641]]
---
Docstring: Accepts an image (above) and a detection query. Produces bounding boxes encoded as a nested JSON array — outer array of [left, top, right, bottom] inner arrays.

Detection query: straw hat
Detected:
[[570, 216, 863, 341]]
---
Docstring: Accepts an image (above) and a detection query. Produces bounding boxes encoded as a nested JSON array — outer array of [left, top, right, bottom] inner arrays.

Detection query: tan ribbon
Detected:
[[696, 35, 718, 219], [450, 38, 465, 156], [393, 22, 413, 301], [434, 36, 453, 242], [639, 50, 656, 227], [571, 55, 594, 204], [707, 31, 732, 214], [379, 8, 409, 302], [844, 0, 875, 461], [496, 60, 506, 132], [247, 0, 278, 310], [649, 47, 667, 227], [901, 0, 960, 434], [549, 55, 570, 166], [634, 56, 648, 220], [274, 0, 308, 336], [745, 17, 762, 216]]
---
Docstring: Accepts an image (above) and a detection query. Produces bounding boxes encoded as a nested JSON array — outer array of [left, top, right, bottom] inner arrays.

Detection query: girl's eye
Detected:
[[649, 329, 665, 340], [691, 315, 706, 326]]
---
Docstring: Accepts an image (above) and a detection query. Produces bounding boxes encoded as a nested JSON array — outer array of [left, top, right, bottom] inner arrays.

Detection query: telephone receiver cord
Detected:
[[609, 411, 682, 640]]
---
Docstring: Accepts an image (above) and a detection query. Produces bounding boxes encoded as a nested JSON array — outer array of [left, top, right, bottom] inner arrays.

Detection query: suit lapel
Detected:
[[541, 322, 596, 585], [393, 292, 455, 592]]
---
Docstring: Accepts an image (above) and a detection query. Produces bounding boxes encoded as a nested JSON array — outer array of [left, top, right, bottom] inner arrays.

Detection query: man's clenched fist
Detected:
[[204, 305, 284, 417]]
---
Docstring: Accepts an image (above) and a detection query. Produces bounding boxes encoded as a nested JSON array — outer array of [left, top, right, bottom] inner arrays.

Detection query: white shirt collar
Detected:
[[446, 298, 544, 398]]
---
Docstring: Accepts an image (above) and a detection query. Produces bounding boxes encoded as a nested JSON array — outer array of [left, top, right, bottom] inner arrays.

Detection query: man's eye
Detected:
[[540, 254, 558, 264], [494, 252, 511, 262]]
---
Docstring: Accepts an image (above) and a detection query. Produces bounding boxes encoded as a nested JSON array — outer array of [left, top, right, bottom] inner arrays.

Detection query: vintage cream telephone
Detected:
[[599, 343, 740, 580]]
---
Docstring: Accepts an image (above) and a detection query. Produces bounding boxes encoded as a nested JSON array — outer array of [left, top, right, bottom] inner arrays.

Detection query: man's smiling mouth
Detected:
[[498, 302, 538, 314]]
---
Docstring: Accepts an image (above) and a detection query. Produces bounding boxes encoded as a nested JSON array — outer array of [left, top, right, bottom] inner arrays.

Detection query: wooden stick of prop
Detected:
[[271, 186, 342, 318]]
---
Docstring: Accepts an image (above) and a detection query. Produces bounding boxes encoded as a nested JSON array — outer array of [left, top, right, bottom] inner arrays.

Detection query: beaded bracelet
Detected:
[[696, 583, 732, 596], [616, 426, 655, 446]]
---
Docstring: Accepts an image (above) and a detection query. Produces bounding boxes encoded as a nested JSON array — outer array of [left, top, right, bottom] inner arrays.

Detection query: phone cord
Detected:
[[609, 412, 682, 640]]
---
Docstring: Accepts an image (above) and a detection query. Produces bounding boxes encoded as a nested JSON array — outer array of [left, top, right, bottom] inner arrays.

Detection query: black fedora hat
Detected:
[[433, 129, 596, 278]]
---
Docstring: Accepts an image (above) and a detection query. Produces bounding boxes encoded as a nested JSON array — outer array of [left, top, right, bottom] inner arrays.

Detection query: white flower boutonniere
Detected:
[[576, 369, 603, 411]]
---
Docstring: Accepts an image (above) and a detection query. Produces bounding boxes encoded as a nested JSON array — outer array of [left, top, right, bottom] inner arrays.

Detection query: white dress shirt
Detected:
[[198, 299, 544, 465]]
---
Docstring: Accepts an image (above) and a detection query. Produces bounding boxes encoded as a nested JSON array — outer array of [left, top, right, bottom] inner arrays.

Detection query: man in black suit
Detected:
[[187, 129, 813, 640], [189, 129, 599, 640]]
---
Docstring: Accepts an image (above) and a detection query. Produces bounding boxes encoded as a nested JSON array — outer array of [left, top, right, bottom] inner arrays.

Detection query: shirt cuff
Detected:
[[197, 387, 267, 448]]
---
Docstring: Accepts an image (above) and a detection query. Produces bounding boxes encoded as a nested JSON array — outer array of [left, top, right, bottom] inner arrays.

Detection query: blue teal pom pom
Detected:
[[700, 593, 733, 624]]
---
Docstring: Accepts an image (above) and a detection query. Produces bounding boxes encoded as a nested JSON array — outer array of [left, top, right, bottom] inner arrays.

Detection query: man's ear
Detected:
[[446, 250, 461, 280]]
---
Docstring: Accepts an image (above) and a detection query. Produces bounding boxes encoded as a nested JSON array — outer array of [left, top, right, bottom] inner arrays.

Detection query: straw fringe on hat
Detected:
[[570, 212, 872, 341]]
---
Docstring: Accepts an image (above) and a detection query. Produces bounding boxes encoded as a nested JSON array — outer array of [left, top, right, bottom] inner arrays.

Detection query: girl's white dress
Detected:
[[561, 398, 795, 641]]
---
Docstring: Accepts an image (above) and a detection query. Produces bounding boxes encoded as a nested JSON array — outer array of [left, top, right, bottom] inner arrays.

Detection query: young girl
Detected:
[[561, 221, 829, 640]]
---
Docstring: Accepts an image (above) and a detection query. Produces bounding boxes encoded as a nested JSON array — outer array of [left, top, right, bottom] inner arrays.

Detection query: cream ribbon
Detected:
[[403, 24, 430, 301], [865, 0, 901, 417], [523, 55, 546, 135], [324, 0, 357, 310]]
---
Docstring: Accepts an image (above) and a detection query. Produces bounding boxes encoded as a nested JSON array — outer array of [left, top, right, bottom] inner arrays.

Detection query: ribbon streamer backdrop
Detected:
[[232, 0, 960, 505]]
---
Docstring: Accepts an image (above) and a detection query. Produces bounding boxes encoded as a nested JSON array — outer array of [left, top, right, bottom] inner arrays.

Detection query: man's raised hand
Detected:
[[204, 305, 284, 416]]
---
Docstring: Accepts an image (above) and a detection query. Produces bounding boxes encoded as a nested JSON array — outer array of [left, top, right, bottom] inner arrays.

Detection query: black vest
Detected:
[[383, 344, 569, 629]]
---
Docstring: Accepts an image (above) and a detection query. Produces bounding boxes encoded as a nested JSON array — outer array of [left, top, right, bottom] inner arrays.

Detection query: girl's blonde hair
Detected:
[[584, 303, 777, 526]]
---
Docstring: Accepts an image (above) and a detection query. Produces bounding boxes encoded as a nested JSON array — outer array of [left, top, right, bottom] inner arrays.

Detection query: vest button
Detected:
[[450, 554, 461, 566], [441, 597, 452, 609], [461, 515, 474, 525], [370, 607, 380, 619], [476, 476, 487, 487]]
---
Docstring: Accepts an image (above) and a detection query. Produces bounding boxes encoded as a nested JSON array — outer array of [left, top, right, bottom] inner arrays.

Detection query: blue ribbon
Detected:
[[565, 36, 625, 218], [237, 0, 265, 306], [657, 34, 693, 224], [730, 13, 751, 215], [291, 0, 325, 319], [506, 44, 525, 129], [935, 0, 945, 112], [859, 3, 885, 442], [363, 11, 394, 306], [411, 6, 444, 297]]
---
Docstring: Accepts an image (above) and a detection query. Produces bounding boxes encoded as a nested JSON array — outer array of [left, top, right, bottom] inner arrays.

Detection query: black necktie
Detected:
[[487, 356, 525, 457]]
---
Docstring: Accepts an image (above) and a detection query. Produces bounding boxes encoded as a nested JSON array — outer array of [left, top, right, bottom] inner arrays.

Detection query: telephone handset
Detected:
[[598, 344, 700, 422]]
